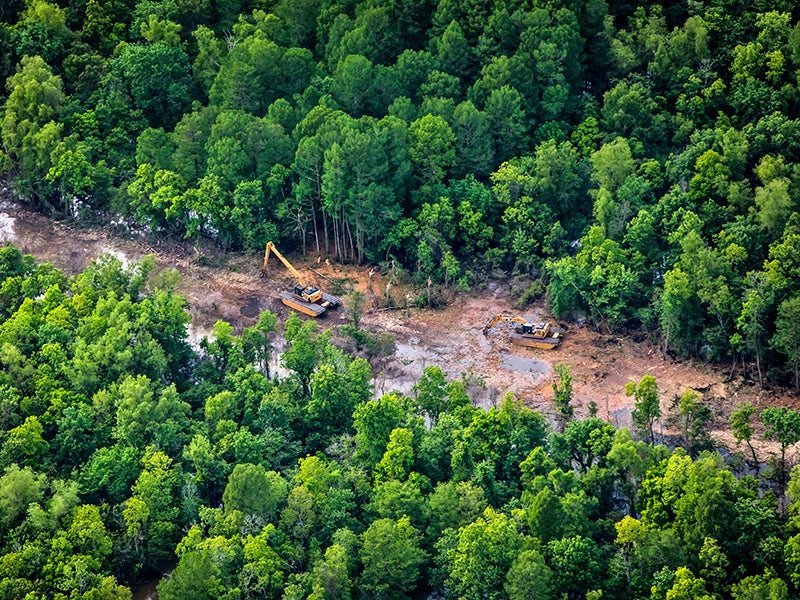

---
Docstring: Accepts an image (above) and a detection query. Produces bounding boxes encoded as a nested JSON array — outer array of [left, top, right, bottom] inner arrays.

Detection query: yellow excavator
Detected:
[[482, 314, 564, 349], [261, 241, 340, 317]]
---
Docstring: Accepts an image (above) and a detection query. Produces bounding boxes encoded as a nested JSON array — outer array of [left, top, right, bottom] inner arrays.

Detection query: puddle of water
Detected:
[[131, 580, 158, 600], [268, 340, 291, 380], [186, 324, 214, 350], [499, 353, 549, 377], [98, 246, 130, 267], [373, 341, 447, 398], [394, 341, 428, 363], [0, 212, 16, 242], [239, 297, 260, 318], [392, 341, 446, 374], [130, 560, 177, 600]]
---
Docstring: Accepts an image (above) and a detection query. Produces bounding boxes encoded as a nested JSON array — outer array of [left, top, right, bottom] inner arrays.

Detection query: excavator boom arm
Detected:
[[262, 241, 305, 285], [259, 241, 338, 316], [482, 312, 563, 347], [482, 314, 533, 334]]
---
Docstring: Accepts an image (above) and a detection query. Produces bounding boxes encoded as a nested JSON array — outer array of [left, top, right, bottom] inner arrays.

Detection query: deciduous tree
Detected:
[[626, 375, 661, 444], [360, 517, 426, 599]]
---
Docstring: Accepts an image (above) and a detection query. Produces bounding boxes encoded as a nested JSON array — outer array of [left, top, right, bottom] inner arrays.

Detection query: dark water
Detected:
[[239, 297, 260, 318], [131, 579, 159, 600], [130, 561, 177, 600]]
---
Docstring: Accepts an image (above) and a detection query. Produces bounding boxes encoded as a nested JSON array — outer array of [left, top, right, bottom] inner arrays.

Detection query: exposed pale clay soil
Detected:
[[2, 189, 798, 462]]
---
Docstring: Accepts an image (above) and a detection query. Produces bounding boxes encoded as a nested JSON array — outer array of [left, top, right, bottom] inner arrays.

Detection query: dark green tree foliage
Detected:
[[552, 362, 575, 431], [547, 535, 605, 599], [505, 548, 555, 600], [730, 402, 759, 467], [673, 388, 713, 456], [548, 225, 640, 331], [773, 296, 800, 392], [305, 351, 372, 449], [240, 309, 278, 379], [451, 395, 548, 505], [0, 249, 799, 598], [761, 406, 800, 491], [360, 517, 426, 599], [440, 508, 524, 600], [222, 463, 288, 522], [625, 374, 661, 444], [551, 417, 615, 473], [208, 18, 315, 116], [0, 0, 798, 389], [10, 0, 70, 70], [319, 114, 409, 263], [608, 515, 686, 598], [110, 40, 191, 130], [353, 392, 410, 470], [1, 55, 64, 203], [4, 0, 800, 595]]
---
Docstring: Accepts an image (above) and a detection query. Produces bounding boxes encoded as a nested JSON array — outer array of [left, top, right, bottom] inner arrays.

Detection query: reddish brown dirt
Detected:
[[2, 192, 798, 457]]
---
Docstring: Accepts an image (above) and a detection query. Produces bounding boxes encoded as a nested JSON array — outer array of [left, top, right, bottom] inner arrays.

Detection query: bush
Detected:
[[339, 324, 396, 358]]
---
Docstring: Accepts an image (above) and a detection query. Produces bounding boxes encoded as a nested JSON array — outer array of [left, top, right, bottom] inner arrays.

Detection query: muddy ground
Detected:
[[2, 188, 798, 461]]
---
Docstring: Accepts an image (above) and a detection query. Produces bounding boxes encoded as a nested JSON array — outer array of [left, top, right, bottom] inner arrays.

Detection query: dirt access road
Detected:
[[1, 189, 795, 447]]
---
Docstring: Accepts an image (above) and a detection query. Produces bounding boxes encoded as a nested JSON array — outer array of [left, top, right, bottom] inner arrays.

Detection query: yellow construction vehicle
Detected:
[[261, 241, 340, 317], [482, 313, 564, 349]]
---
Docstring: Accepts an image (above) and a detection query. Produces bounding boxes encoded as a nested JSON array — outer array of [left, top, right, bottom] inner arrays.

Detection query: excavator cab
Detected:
[[294, 283, 323, 304], [532, 322, 550, 337]]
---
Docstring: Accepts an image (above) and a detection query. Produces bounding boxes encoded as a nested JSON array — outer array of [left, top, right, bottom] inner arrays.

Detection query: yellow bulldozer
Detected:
[[261, 241, 340, 317], [482, 314, 564, 349]]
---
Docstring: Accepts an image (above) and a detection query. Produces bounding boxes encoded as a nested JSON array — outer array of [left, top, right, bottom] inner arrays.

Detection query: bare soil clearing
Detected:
[[2, 191, 797, 456]]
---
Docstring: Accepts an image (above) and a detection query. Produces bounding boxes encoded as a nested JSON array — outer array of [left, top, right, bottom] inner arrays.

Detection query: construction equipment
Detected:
[[261, 241, 340, 317], [482, 314, 564, 349]]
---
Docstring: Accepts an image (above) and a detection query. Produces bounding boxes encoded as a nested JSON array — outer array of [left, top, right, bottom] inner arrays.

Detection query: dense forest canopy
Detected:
[[1, 244, 800, 599], [2, 0, 800, 382], [3, 1, 800, 594]]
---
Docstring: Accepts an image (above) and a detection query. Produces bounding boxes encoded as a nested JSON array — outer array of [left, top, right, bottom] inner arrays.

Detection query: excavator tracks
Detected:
[[279, 292, 327, 316], [509, 332, 561, 349]]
